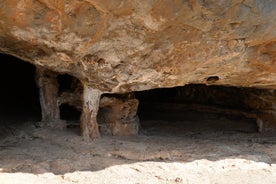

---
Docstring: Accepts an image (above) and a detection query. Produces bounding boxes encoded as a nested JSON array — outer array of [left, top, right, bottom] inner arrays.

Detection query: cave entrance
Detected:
[[135, 84, 259, 136], [0, 54, 41, 125]]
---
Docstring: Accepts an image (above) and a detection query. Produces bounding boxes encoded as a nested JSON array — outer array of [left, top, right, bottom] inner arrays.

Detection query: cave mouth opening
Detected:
[[135, 84, 259, 136], [0, 53, 41, 125]]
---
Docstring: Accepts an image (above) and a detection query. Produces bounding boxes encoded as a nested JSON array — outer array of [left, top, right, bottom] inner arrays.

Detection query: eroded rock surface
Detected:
[[98, 95, 139, 136], [0, 0, 275, 138], [0, 0, 275, 93]]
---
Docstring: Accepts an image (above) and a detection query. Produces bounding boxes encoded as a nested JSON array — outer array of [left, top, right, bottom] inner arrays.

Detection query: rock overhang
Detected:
[[0, 0, 275, 139], [0, 0, 275, 93]]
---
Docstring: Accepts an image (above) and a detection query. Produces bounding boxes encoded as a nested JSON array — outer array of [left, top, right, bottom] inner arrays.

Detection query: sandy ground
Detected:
[[1, 118, 276, 184]]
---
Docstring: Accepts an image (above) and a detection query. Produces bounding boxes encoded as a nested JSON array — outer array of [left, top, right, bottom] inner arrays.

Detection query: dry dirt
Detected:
[[1, 118, 276, 184]]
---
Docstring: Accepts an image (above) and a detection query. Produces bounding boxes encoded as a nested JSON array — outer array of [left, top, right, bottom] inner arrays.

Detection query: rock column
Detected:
[[257, 108, 276, 133], [80, 85, 102, 140], [36, 67, 61, 127], [248, 90, 276, 133]]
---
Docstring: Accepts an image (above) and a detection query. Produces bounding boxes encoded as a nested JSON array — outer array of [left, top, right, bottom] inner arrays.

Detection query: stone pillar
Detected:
[[257, 110, 276, 133], [244, 89, 276, 133], [36, 67, 62, 127], [80, 85, 102, 140]]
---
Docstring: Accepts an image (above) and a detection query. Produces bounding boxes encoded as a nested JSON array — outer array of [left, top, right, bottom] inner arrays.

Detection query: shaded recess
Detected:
[[135, 84, 260, 135], [58, 74, 76, 92], [0, 53, 41, 122], [59, 104, 81, 124], [57, 74, 83, 126]]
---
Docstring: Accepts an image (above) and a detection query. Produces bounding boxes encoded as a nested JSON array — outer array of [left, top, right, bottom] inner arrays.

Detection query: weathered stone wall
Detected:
[[98, 96, 139, 136]]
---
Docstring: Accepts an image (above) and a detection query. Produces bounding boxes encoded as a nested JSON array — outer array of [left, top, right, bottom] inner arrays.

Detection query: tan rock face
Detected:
[[0, 0, 275, 93]]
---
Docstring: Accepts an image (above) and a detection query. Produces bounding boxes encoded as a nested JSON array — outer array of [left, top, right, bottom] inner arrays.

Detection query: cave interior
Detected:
[[136, 85, 260, 135], [0, 53, 272, 136]]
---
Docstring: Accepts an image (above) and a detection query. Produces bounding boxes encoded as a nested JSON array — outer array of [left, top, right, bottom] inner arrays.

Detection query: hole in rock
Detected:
[[57, 74, 83, 128], [0, 54, 41, 129], [60, 104, 81, 127], [135, 84, 259, 136], [206, 76, 219, 82], [58, 74, 75, 92]]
